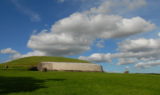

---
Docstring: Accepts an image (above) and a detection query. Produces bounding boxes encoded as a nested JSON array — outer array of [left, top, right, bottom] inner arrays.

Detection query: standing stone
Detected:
[[124, 70, 129, 74], [4, 65, 8, 68]]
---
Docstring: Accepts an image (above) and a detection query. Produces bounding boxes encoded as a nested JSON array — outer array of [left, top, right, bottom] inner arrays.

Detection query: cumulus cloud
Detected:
[[1, 48, 19, 54], [6, 0, 156, 63], [45, 24, 48, 26], [83, 0, 147, 14], [26, 12, 155, 58], [123, 0, 147, 10], [116, 58, 138, 65], [158, 32, 160, 37], [31, 30, 37, 35], [51, 12, 155, 39], [116, 37, 160, 61], [84, 0, 111, 14], [96, 43, 105, 48], [117, 38, 160, 53], [0, 48, 45, 61], [96, 40, 105, 48], [5, 59, 12, 63], [27, 30, 92, 57], [79, 33, 160, 67], [134, 60, 160, 69], [11, 0, 41, 22], [58, 0, 65, 3], [79, 53, 113, 64], [140, 57, 156, 61], [5, 50, 47, 61], [125, 66, 130, 69]]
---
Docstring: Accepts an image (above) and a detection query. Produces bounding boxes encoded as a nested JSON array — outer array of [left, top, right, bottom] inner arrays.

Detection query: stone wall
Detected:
[[37, 62, 103, 72]]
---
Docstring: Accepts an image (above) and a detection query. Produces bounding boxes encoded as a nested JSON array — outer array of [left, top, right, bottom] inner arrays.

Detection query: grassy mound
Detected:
[[0, 56, 92, 70]]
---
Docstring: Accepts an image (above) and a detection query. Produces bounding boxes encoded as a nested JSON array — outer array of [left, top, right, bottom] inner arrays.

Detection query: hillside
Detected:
[[0, 56, 93, 66]]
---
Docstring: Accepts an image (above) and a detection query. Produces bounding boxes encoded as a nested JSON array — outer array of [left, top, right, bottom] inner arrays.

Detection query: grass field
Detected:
[[0, 70, 160, 95]]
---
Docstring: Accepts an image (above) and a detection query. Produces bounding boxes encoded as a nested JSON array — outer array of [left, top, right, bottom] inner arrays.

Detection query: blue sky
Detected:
[[1, 0, 160, 73]]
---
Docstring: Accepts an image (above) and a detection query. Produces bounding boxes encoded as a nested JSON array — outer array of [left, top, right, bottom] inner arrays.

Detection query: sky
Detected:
[[1, 0, 160, 73]]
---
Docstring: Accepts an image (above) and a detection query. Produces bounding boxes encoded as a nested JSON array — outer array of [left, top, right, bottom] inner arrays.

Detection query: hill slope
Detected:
[[0, 56, 93, 66]]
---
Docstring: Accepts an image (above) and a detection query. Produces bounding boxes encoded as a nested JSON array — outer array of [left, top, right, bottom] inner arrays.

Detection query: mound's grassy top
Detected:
[[0, 56, 93, 66]]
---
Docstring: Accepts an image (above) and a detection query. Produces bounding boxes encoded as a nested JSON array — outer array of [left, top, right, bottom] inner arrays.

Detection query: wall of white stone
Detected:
[[37, 62, 103, 72]]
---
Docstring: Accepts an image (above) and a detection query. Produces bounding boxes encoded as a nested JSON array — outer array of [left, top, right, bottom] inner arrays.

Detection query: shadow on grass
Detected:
[[47, 79, 66, 81], [0, 76, 47, 95]]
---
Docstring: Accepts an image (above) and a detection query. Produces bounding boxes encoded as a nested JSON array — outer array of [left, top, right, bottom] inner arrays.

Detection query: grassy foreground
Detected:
[[0, 71, 160, 95]]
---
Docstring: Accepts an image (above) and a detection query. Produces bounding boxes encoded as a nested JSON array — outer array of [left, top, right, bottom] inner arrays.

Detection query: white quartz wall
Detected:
[[37, 62, 103, 72]]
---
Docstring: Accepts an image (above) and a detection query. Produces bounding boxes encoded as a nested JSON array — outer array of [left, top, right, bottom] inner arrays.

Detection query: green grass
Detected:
[[0, 56, 93, 70], [0, 65, 31, 71], [0, 71, 160, 95]]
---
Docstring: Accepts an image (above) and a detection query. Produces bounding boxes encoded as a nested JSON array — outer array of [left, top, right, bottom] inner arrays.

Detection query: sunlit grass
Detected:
[[0, 71, 159, 95]]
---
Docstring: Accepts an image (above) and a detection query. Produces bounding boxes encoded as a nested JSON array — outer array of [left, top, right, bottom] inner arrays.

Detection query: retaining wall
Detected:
[[37, 62, 103, 72]]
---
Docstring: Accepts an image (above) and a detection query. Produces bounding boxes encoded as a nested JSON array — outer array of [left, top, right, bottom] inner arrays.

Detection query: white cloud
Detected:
[[25, 0, 155, 58], [140, 57, 156, 61], [4, 55, 14, 62], [1, 48, 19, 54], [96, 43, 104, 48], [124, 0, 147, 10], [51, 12, 155, 39], [11, 0, 41, 22], [116, 37, 160, 61], [134, 60, 160, 69], [97, 39, 104, 43], [57, 0, 89, 3], [31, 30, 37, 35], [27, 12, 155, 58], [117, 58, 138, 65], [125, 66, 130, 69], [6, 0, 156, 64], [6, 50, 46, 61], [80, 0, 86, 2], [158, 32, 160, 37], [96, 39, 105, 48], [83, 0, 147, 15], [84, 1, 111, 14], [79, 53, 113, 64], [45, 24, 48, 26], [27, 30, 92, 57], [58, 0, 65, 3], [40, 29, 48, 33], [79, 33, 160, 66], [5, 59, 12, 63], [117, 38, 160, 53]]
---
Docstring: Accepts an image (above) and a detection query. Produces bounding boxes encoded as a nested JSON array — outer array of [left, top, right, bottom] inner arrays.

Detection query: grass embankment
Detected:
[[0, 56, 92, 70], [0, 71, 159, 95]]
